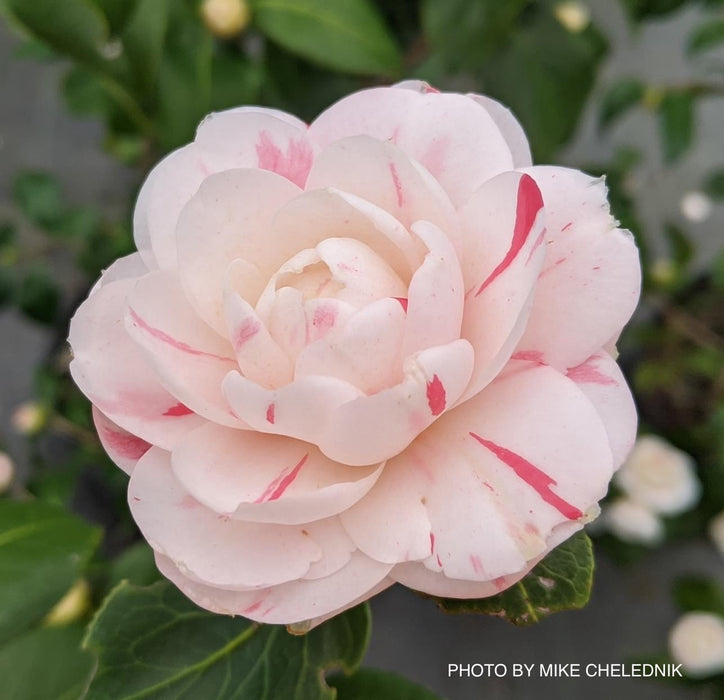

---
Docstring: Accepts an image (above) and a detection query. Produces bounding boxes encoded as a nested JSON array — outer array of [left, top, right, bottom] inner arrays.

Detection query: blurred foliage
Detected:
[[0, 0, 723, 697]]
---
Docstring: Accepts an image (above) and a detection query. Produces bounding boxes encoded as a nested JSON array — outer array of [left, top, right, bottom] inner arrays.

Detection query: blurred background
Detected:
[[0, 0, 722, 698]]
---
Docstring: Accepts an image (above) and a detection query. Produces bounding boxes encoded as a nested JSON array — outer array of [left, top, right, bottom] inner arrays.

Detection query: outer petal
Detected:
[[308, 87, 514, 207], [92, 407, 150, 475], [457, 172, 546, 401], [156, 549, 393, 626], [514, 166, 642, 370], [171, 424, 383, 524], [340, 362, 612, 581], [69, 274, 205, 450], [128, 448, 324, 589], [124, 270, 240, 427]]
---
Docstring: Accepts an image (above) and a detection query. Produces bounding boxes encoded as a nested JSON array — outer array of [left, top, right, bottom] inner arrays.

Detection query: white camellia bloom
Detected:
[[603, 498, 664, 545], [669, 612, 724, 678], [709, 511, 724, 558], [69, 82, 640, 627], [615, 435, 700, 516]]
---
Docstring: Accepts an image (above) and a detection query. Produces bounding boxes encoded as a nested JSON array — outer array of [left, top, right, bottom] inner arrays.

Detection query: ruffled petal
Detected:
[[92, 407, 151, 475], [171, 424, 383, 524], [514, 166, 642, 370]]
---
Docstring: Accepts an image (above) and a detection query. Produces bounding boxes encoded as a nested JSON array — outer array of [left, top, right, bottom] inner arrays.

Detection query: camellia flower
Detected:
[[614, 435, 700, 516], [69, 82, 640, 627], [669, 612, 724, 678]]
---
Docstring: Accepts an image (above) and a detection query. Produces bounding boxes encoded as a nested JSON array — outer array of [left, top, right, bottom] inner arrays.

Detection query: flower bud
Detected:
[[0, 452, 14, 493], [201, 0, 250, 39], [669, 612, 724, 678], [11, 401, 48, 435], [43, 579, 91, 627], [680, 190, 712, 223], [603, 498, 664, 545], [554, 2, 591, 33]]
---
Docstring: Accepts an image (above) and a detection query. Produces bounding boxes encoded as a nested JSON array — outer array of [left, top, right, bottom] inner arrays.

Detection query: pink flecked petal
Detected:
[[176, 169, 302, 335], [318, 339, 474, 466], [566, 352, 638, 466], [305, 136, 457, 234], [457, 172, 546, 402], [295, 297, 406, 394], [155, 548, 393, 625], [124, 270, 240, 427], [92, 407, 150, 475], [309, 87, 514, 207], [69, 275, 205, 450], [340, 363, 611, 580], [171, 424, 383, 524], [129, 448, 324, 588], [401, 221, 464, 358], [514, 166, 642, 370]]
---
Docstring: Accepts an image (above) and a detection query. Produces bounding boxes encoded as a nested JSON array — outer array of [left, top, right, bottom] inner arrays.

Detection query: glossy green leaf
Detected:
[[62, 67, 114, 117], [430, 531, 594, 624], [107, 542, 162, 590], [673, 576, 724, 616], [0, 500, 101, 643], [84, 580, 371, 699], [0, 625, 94, 700], [328, 668, 441, 699], [687, 19, 724, 56], [663, 223, 693, 269], [658, 91, 694, 163], [90, 0, 139, 35], [12, 172, 64, 229], [599, 78, 645, 130], [210, 50, 264, 112], [252, 0, 401, 76], [15, 268, 61, 325], [704, 168, 724, 199]]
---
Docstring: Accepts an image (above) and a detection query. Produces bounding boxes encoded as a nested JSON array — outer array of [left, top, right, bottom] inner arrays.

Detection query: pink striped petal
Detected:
[[457, 172, 546, 402], [340, 363, 611, 580], [69, 275, 205, 450], [318, 340, 474, 466], [124, 270, 240, 427], [155, 548, 392, 626], [514, 166, 642, 370], [171, 424, 383, 524], [92, 407, 150, 475], [129, 448, 324, 588]]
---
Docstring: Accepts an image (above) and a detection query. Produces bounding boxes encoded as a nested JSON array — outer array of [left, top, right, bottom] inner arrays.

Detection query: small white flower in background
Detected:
[[615, 435, 700, 516], [11, 401, 47, 435], [603, 498, 664, 545], [0, 452, 14, 494], [680, 190, 713, 223], [554, 1, 591, 33], [201, 0, 250, 39], [669, 612, 724, 678], [709, 511, 724, 558]]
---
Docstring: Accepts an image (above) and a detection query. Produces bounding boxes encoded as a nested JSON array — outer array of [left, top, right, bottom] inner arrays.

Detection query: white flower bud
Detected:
[[669, 612, 724, 678], [0, 452, 14, 493], [614, 435, 700, 516], [709, 511, 724, 558], [553, 1, 591, 33], [201, 0, 250, 39], [11, 401, 48, 435], [680, 191, 713, 223], [603, 498, 664, 545]]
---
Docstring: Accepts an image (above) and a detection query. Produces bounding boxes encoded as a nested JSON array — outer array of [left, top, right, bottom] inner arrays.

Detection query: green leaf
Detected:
[[687, 19, 724, 56], [0, 625, 94, 700], [62, 66, 114, 117], [15, 268, 61, 324], [0, 222, 16, 249], [328, 668, 441, 699], [658, 91, 694, 164], [0, 267, 14, 308], [12, 172, 64, 229], [599, 78, 645, 130], [252, 0, 401, 76], [84, 580, 371, 699], [430, 531, 594, 624], [3, 0, 111, 72], [673, 576, 724, 616], [704, 169, 724, 200], [620, 0, 688, 23], [663, 223, 693, 269], [90, 0, 139, 35], [0, 500, 101, 643], [107, 542, 162, 590], [210, 49, 264, 112]]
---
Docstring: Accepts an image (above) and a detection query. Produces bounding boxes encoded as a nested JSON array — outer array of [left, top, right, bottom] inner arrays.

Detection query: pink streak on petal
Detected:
[[128, 308, 231, 361], [265, 402, 276, 424], [393, 297, 408, 312], [163, 402, 194, 417], [389, 162, 404, 207], [254, 454, 309, 503], [233, 318, 260, 351], [426, 374, 446, 416], [180, 495, 198, 510], [429, 532, 436, 554], [511, 350, 546, 364], [312, 305, 337, 332], [436, 554, 443, 567], [242, 600, 264, 615], [470, 555, 484, 575], [525, 227, 546, 264], [255, 130, 313, 188], [469, 432, 584, 520], [100, 425, 150, 460], [561, 221, 573, 232], [566, 357, 618, 386], [475, 174, 544, 296], [423, 83, 440, 94], [421, 136, 450, 176], [493, 576, 508, 592]]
